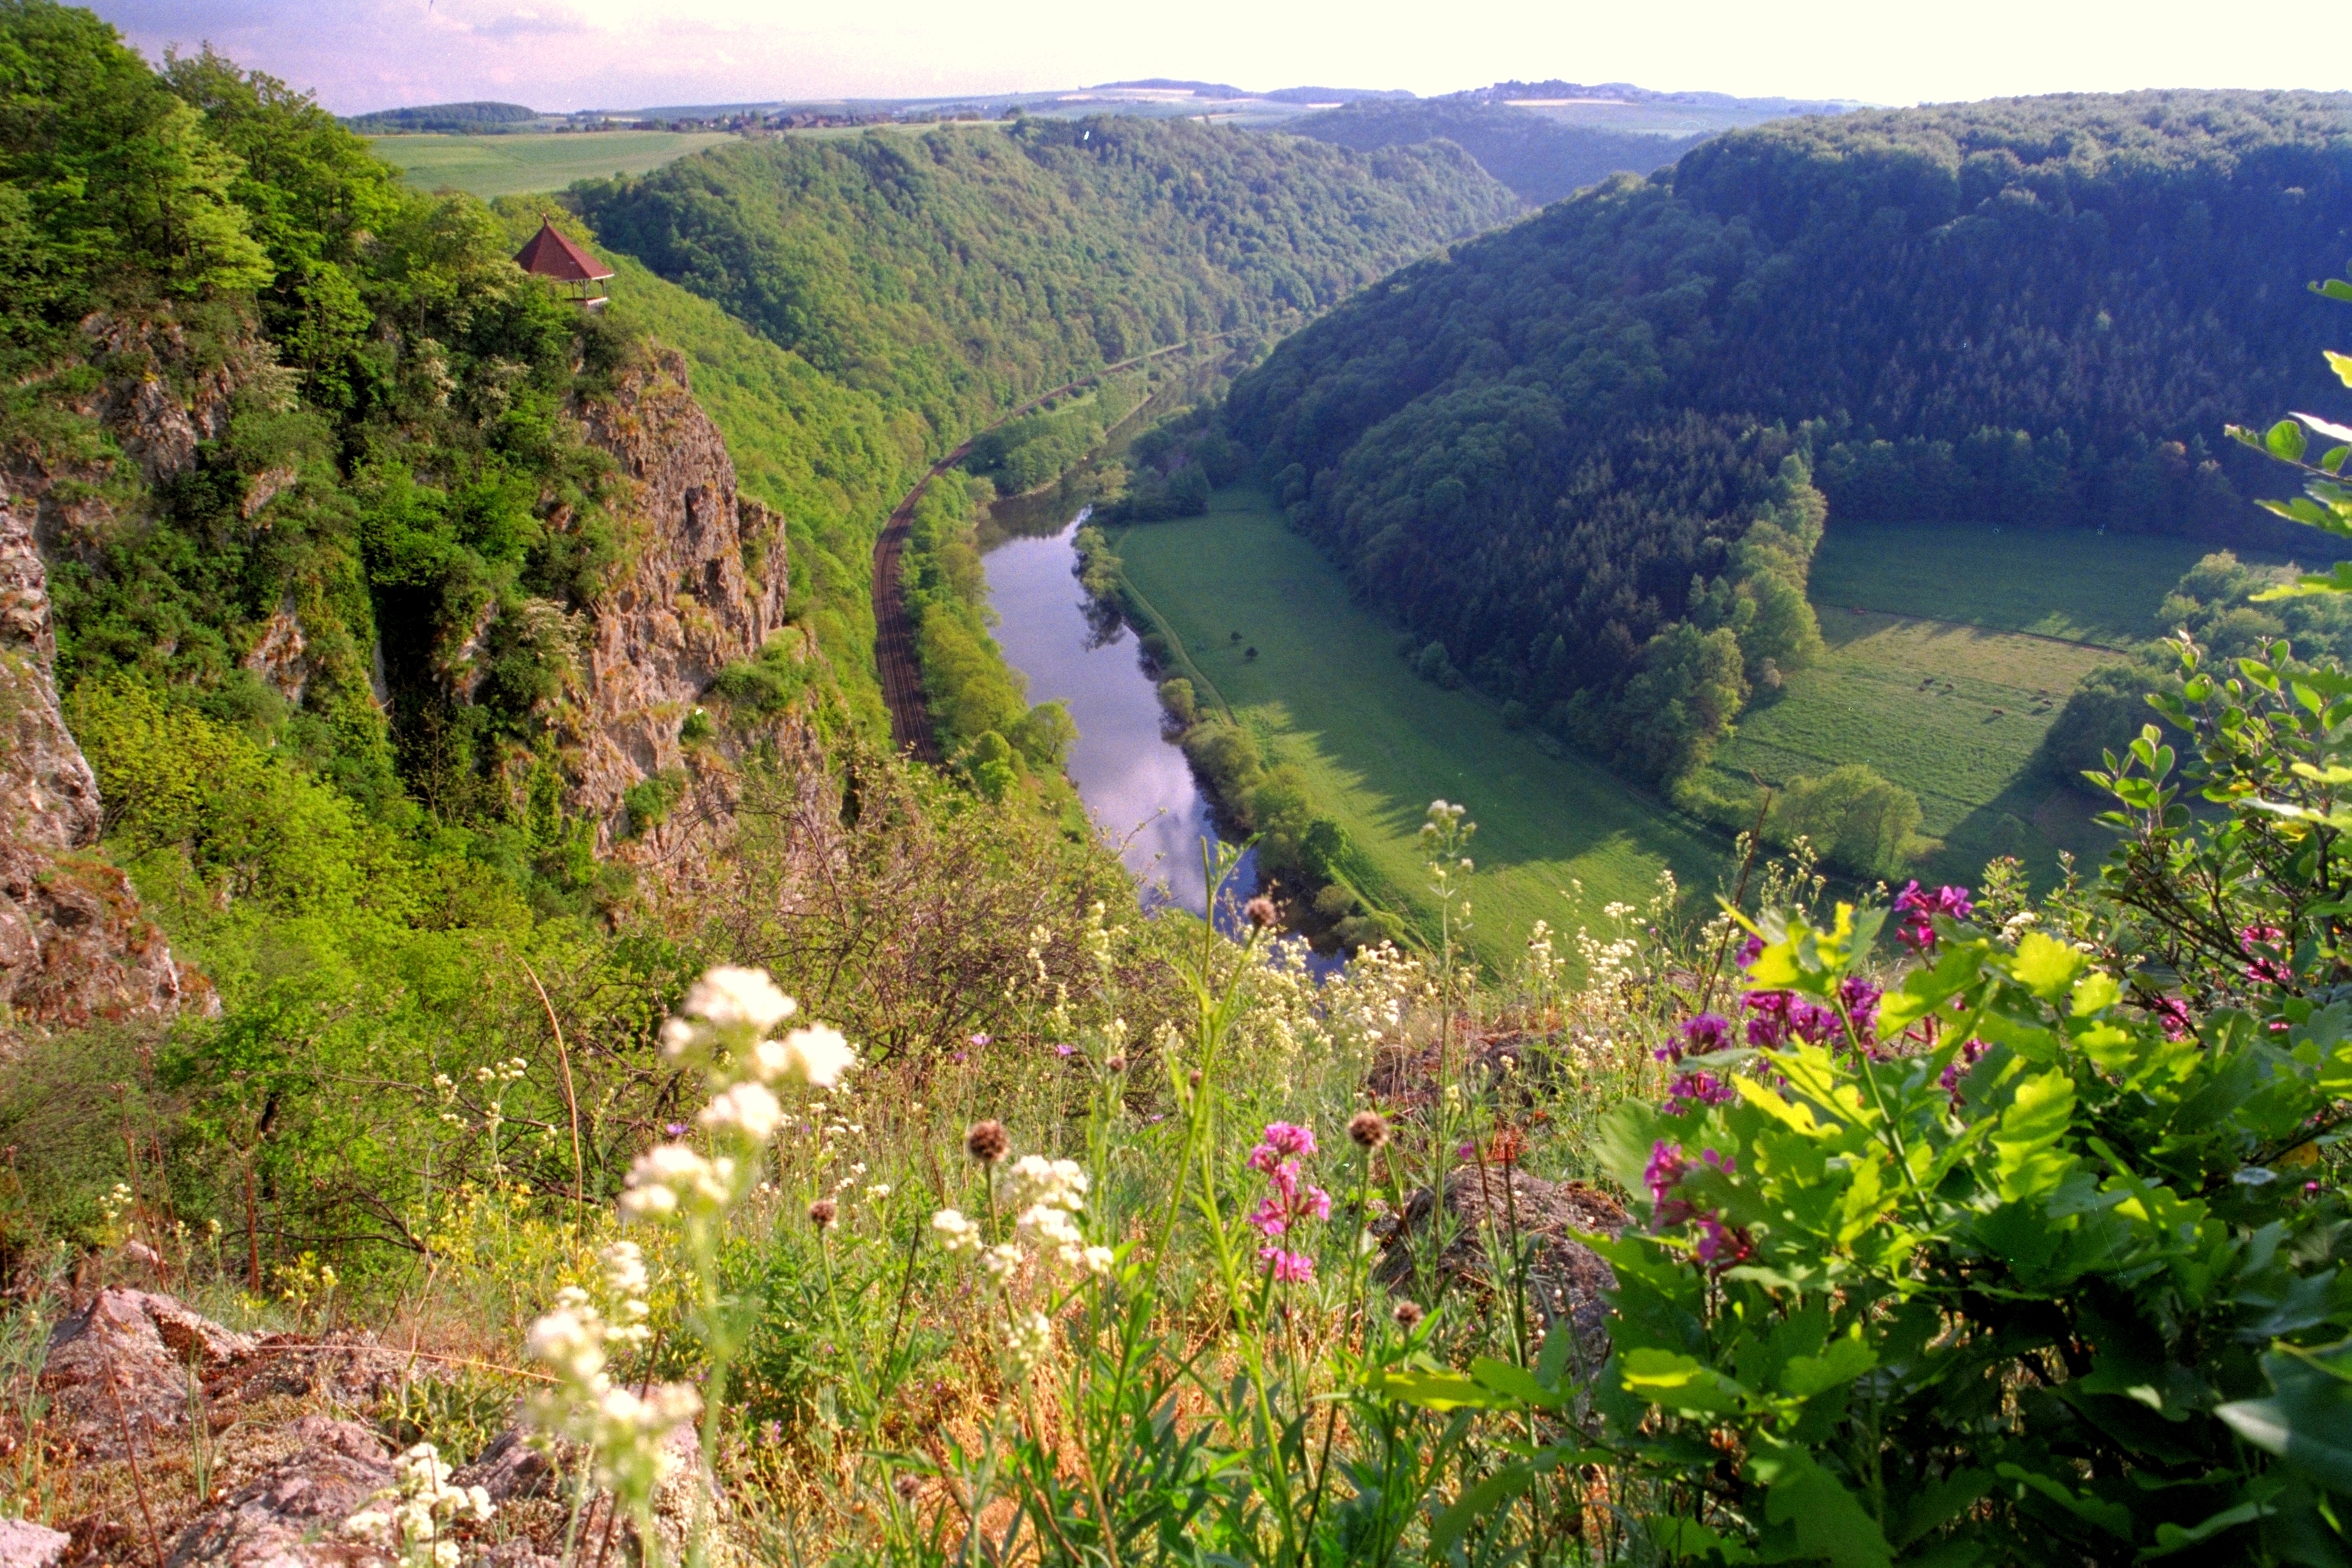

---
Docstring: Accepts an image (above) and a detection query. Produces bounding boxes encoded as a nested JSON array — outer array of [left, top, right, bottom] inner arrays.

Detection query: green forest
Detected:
[[1221, 92, 2352, 868], [1288, 96, 1703, 207], [575, 117, 1518, 446]]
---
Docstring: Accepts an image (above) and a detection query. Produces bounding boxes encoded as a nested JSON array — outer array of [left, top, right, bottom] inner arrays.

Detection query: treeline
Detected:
[[1224, 90, 2352, 873], [901, 475, 1076, 799], [1285, 97, 1703, 207], [2040, 548, 2352, 785], [575, 116, 1520, 449]]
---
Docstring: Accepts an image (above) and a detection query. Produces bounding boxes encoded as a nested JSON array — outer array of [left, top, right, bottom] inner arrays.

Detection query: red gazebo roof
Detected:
[[514, 220, 614, 283]]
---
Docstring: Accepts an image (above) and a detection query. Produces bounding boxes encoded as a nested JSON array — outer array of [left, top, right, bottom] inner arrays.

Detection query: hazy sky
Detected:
[[94, 0, 2350, 116]]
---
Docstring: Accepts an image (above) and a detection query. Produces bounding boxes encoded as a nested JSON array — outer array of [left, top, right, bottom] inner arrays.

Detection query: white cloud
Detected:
[[93, 0, 2350, 116]]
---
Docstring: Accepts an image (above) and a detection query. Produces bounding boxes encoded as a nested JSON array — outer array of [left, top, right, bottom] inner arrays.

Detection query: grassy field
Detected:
[[1811, 522, 2220, 648], [1112, 488, 1725, 975], [367, 131, 733, 198], [1709, 607, 2118, 881]]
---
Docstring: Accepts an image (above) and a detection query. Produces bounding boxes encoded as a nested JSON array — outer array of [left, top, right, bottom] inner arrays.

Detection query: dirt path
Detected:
[[870, 338, 1212, 764]]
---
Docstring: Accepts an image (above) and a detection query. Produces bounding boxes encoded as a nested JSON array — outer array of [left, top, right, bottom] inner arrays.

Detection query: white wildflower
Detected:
[[1008, 1309, 1055, 1372], [683, 965, 798, 1033], [931, 1208, 982, 1255], [698, 1080, 784, 1143]]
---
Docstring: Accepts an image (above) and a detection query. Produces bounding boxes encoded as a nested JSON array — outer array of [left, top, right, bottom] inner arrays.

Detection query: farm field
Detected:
[[1707, 607, 2119, 883], [366, 131, 733, 198], [1810, 521, 2218, 648], [1111, 488, 1724, 975]]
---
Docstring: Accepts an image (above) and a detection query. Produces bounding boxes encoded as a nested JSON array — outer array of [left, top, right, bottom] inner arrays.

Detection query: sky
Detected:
[[94, 0, 2351, 116]]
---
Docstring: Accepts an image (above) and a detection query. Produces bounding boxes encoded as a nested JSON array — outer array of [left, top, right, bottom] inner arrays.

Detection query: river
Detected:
[[980, 511, 1248, 917]]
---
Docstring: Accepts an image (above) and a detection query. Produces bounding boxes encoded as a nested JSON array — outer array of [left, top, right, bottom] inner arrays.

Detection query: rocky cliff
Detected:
[[0, 315, 230, 1033], [561, 347, 808, 880]]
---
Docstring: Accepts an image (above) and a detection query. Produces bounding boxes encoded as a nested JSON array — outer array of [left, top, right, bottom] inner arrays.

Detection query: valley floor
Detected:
[[1110, 487, 1722, 976]]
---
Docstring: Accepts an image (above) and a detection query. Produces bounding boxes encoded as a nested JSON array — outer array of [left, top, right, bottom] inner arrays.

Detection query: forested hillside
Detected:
[[576, 118, 1519, 443], [1223, 91, 2352, 862], [1287, 97, 1703, 206]]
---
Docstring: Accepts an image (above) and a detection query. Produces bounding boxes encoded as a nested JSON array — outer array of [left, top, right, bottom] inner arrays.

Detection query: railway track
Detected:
[[869, 338, 1211, 766]]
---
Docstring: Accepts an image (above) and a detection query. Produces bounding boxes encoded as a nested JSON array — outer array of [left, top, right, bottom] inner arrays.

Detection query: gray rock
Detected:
[[41, 1289, 253, 1458], [165, 1416, 393, 1568], [452, 1428, 557, 1503], [0, 1519, 68, 1568]]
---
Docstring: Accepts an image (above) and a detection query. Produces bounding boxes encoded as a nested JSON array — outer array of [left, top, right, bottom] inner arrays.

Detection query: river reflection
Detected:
[[981, 514, 1246, 916]]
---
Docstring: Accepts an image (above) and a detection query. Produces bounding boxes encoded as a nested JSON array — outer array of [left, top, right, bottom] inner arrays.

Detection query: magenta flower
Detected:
[[1895, 882, 1974, 951], [1938, 1037, 1989, 1107], [1246, 1123, 1328, 1278], [1736, 934, 1764, 969], [1664, 1070, 1738, 1116], [2151, 996, 2190, 1040], [1659, 1011, 1733, 1064], [1258, 1247, 1314, 1284]]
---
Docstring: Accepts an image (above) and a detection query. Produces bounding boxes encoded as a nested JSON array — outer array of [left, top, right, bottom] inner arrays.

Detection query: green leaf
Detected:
[[2069, 970, 2121, 1018], [2317, 279, 2352, 303], [2216, 1341, 2352, 1492], [1994, 1462, 2135, 1540], [1619, 1348, 1745, 1414], [1430, 1462, 1534, 1553], [1753, 1447, 1896, 1568], [2268, 419, 2310, 463], [1374, 1368, 1505, 1411], [1470, 1357, 1560, 1409], [1780, 1326, 1876, 1399], [2010, 931, 2086, 1000], [2146, 1501, 2272, 1557], [1891, 1468, 1994, 1550], [1993, 1070, 2078, 1202], [2293, 411, 2352, 445], [2328, 348, 2352, 387]]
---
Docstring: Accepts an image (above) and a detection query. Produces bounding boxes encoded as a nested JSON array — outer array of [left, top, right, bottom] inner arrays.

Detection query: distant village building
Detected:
[[514, 220, 614, 309]]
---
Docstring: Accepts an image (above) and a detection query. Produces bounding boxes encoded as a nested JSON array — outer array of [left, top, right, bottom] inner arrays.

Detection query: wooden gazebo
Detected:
[[514, 220, 615, 309]]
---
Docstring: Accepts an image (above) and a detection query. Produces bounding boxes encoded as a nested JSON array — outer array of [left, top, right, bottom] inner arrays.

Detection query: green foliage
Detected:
[[1228, 92, 2352, 760], [1289, 96, 1701, 207], [2227, 266, 2352, 595], [577, 118, 1517, 446], [1764, 763, 1922, 879], [1530, 884, 2352, 1563]]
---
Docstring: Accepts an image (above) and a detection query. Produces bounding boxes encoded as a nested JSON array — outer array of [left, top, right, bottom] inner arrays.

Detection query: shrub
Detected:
[[1155, 676, 1197, 728], [1563, 893, 2352, 1564]]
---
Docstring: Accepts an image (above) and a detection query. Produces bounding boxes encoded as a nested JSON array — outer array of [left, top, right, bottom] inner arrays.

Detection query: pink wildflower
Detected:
[[1258, 1248, 1314, 1284], [2151, 996, 2190, 1040], [1659, 1011, 1733, 1064], [1664, 1070, 1738, 1116], [1895, 882, 1975, 951]]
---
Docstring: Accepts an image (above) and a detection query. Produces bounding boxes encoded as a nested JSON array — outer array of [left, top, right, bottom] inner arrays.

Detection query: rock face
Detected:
[[562, 348, 795, 870], [0, 313, 250, 1034], [0, 1519, 70, 1568], [41, 1288, 256, 1457], [165, 1415, 394, 1568], [1373, 1168, 1628, 1370], [0, 493, 199, 1031]]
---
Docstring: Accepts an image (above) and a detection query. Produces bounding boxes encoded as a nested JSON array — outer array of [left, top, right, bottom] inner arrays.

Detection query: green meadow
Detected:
[[366, 131, 733, 198], [1115, 508, 2243, 955], [1111, 488, 1723, 975], [1810, 521, 2217, 648]]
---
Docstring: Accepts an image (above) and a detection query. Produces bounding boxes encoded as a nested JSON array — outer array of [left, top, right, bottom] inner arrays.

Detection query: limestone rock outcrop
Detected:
[[563, 348, 803, 874]]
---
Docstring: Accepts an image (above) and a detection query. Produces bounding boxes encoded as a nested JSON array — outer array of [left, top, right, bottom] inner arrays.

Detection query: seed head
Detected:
[[1103, 1054, 1127, 1073], [1348, 1110, 1390, 1151], [1392, 1298, 1425, 1329], [894, 1474, 923, 1501], [807, 1198, 837, 1230], [965, 1119, 1009, 1164], [1245, 896, 1279, 929]]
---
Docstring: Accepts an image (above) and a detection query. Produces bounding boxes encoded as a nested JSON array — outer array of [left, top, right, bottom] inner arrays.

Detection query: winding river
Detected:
[[982, 511, 1241, 915]]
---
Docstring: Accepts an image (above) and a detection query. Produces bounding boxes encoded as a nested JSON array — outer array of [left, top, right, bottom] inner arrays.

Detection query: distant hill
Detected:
[[575, 114, 1520, 439], [342, 100, 540, 133], [1287, 98, 1702, 207], [1468, 80, 1862, 118], [1093, 80, 1410, 105]]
